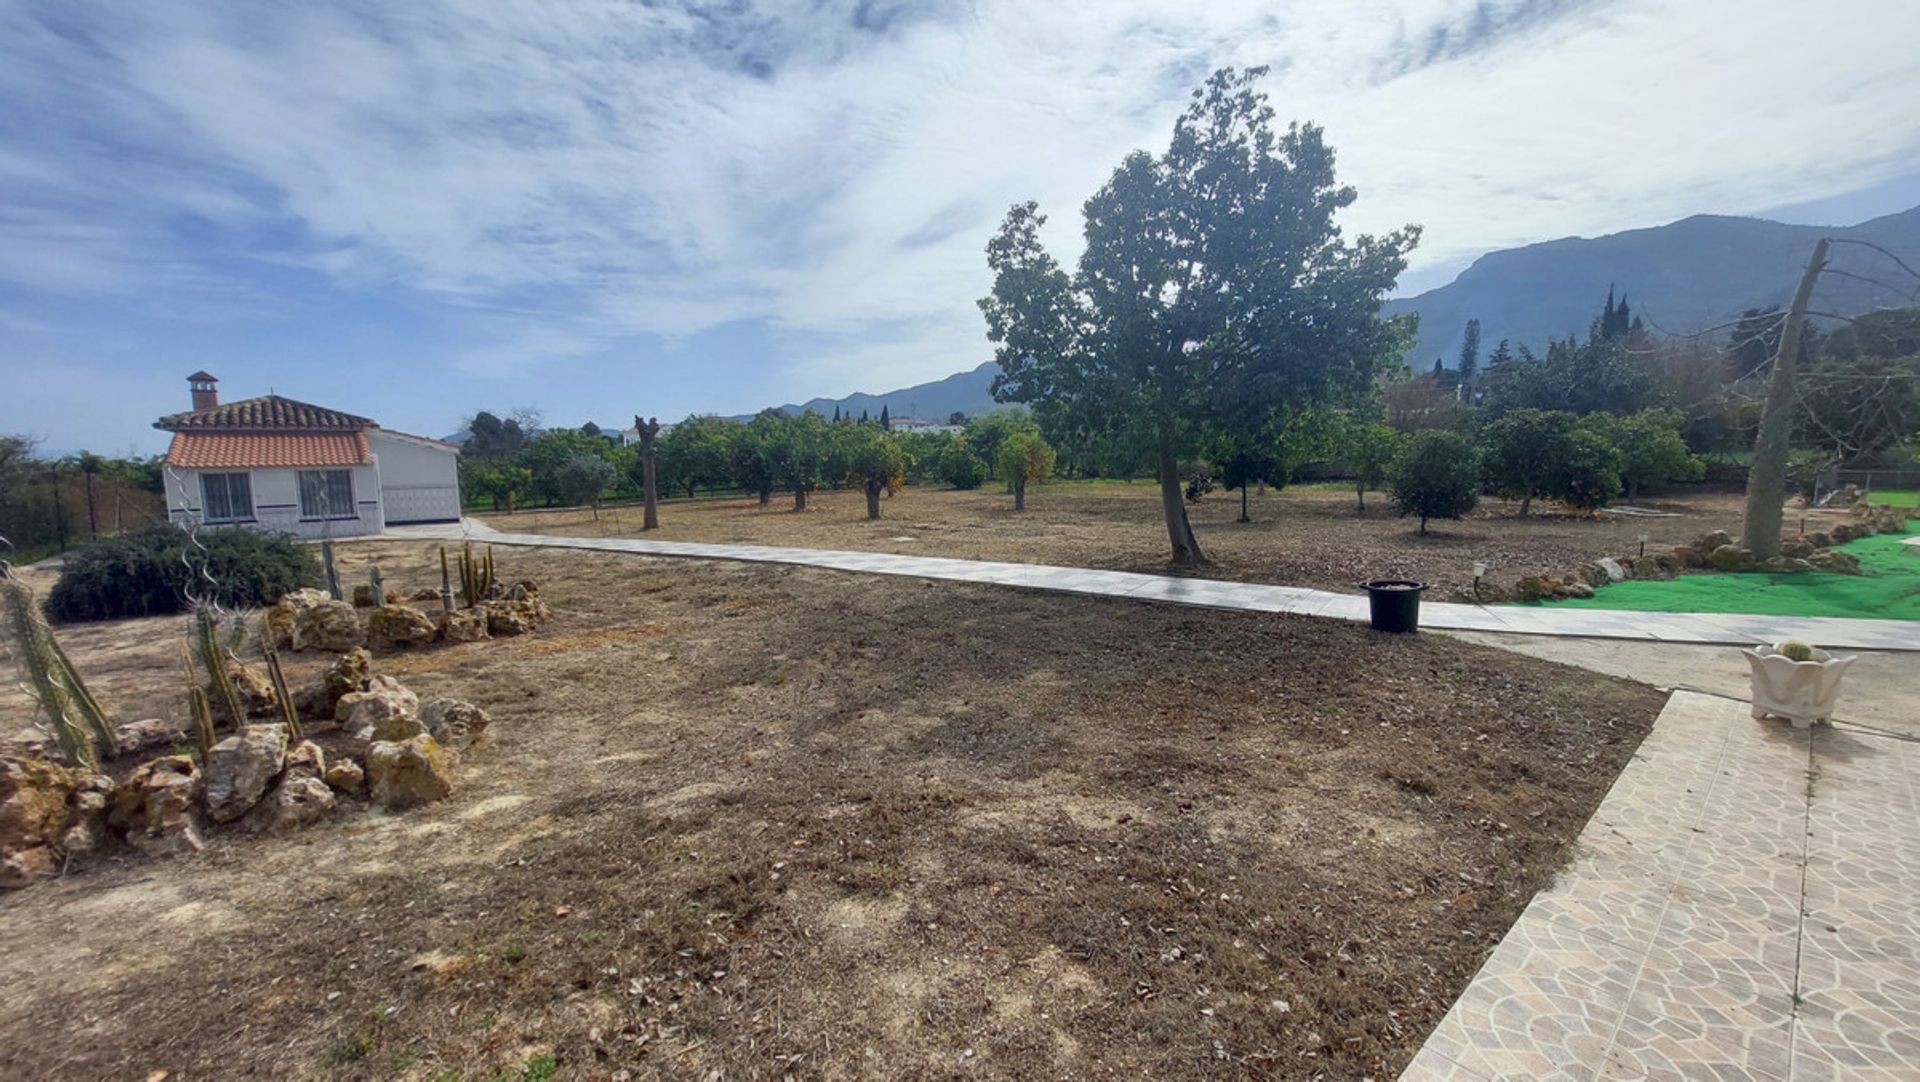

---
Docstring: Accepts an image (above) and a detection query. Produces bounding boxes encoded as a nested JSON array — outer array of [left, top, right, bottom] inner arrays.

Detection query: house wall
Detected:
[[367, 431, 461, 524], [163, 464, 384, 540]]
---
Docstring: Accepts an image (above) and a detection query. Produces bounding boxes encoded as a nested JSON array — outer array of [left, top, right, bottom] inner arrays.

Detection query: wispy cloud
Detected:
[[3, 0, 1919, 443]]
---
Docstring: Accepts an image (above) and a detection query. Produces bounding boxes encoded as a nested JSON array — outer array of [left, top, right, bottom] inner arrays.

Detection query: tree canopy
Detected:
[[980, 66, 1417, 564]]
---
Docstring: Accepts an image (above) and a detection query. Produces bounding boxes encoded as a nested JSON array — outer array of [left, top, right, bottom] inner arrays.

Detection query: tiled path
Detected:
[[1402, 691, 1920, 1080], [382, 521, 1920, 652]]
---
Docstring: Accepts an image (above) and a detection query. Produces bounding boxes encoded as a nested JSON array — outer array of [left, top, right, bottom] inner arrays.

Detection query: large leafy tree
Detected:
[[832, 425, 908, 519], [656, 416, 742, 499], [980, 67, 1417, 565], [995, 432, 1056, 512], [1481, 409, 1577, 516]]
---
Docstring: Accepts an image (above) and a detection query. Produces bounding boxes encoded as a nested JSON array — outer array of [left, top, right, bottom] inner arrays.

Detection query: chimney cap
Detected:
[[187, 370, 218, 383]]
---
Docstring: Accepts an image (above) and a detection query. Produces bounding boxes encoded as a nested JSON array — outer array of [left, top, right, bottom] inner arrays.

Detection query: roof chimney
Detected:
[[188, 371, 219, 412]]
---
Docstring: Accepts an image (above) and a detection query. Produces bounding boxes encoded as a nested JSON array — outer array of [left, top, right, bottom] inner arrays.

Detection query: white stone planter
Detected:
[[1743, 643, 1856, 729]]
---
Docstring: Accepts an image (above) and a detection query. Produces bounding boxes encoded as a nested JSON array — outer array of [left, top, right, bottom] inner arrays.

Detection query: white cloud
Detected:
[[4, 0, 1919, 405]]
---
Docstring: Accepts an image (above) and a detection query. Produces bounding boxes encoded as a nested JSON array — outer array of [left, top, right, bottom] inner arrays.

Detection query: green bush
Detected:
[[44, 525, 320, 624], [937, 443, 989, 489], [1391, 430, 1481, 534]]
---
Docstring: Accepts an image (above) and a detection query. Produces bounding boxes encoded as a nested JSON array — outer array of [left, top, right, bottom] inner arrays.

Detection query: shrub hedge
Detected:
[[43, 525, 321, 624]]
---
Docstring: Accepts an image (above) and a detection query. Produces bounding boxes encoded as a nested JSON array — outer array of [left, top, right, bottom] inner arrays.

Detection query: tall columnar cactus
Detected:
[[456, 541, 497, 608], [369, 566, 385, 606], [258, 612, 302, 740], [321, 540, 342, 600], [439, 546, 455, 613], [192, 605, 248, 732], [1, 568, 114, 768]]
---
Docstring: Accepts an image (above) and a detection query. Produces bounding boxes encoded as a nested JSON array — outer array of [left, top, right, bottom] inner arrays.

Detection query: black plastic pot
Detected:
[[1362, 579, 1428, 633]]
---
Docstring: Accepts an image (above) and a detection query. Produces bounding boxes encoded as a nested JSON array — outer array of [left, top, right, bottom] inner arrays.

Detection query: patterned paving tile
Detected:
[[1400, 692, 1920, 1081]]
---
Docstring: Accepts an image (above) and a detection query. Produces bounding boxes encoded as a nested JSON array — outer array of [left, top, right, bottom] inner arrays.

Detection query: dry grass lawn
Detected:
[[483, 481, 1774, 597], [0, 541, 1665, 1079]]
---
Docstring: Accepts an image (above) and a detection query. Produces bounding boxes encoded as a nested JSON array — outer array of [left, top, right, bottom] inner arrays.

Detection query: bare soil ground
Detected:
[[1, 541, 1664, 1079], [483, 482, 1778, 597]]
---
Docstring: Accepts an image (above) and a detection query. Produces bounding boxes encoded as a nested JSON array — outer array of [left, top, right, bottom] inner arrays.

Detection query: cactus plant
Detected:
[[257, 612, 302, 740], [1776, 640, 1816, 663], [369, 566, 385, 606], [1, 568, 115, 768], [191, 605, 249, 731]]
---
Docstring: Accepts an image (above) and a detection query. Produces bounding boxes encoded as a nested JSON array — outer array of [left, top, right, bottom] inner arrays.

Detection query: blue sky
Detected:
[[4, 0, 1919, 455]]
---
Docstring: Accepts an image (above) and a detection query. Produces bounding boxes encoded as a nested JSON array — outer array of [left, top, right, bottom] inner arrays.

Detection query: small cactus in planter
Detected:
[[1745, 639, 1854, 729]]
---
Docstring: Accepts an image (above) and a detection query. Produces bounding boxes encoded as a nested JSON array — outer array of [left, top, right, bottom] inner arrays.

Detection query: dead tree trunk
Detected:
[[1155, 443, 1205, 565], [865, 479, 883, 519], [1743, 238, 1829, 560], [633, 415, 662, 531]]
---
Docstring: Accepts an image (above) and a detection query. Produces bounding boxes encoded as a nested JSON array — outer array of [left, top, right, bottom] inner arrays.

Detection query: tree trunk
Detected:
[[1519, 493, 1532, 517], [1013, 480, 1025, 512], [83, 474, 97, 535], [866, 480, 882, 519], [1356, 482, 1365, 512], [1238, 483, 1249, 523], [634, 415, 662, 530], [1420, 514, 1429, 536], [1155, 444, 1205, 565], [794, 489, 807, 512], [1744, 238, 1829, 559], [759, 485, 772, 505]]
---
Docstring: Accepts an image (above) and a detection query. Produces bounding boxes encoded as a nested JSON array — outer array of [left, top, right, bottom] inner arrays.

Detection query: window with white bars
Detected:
[[199, 472, 253, 523], [298, 470, 356, 520]]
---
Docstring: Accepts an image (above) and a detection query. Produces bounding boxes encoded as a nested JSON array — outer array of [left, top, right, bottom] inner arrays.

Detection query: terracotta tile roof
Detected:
[[154, 394, 374, 432], [165, 431, 372, 469]]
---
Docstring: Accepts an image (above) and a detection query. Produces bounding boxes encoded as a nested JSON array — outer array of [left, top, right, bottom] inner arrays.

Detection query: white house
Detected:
[[156, 372, 461, 539], [887, 417, 963, 435]]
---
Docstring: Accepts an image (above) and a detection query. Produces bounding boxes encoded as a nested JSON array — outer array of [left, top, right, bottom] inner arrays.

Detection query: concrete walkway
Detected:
[[381, 520, 1920, 652], [1401, 690, 1920, 1080]]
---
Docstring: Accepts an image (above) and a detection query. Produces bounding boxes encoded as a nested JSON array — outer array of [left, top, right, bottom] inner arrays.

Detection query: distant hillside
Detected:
[[751, 205, 1920, 417], [752, 361, 1002, 422], [1385, 205, 1920, 365]]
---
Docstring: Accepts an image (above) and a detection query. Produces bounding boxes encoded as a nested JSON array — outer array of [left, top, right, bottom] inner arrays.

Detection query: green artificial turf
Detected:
[[1865, 489, 1920, 508], [1541, 519, 1920, 621]]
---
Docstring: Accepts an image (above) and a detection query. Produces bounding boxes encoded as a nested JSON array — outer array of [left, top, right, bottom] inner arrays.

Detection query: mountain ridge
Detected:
[[749, 204, 1920, 419]]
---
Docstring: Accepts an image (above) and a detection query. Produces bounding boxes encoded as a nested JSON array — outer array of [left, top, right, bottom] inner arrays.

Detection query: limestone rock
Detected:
[[204, 724, 290, 823], [422, 698, 490, 750], [1563, 582, 1596, 599], [367, 734, 455, 809], [115, 717, 188, 755], [226, 661, 279, 717], [1513, 576, 1554, 602], [284, 740, 326, 780], [1707, 544, 1754, 572], [339, 675, 422, 743], [1805, 530, 1833, 549], [482, 597, 550, 636], [0, 757, 79, 863], [265, 588, 333, 650], [1594, 556, 1629, 583], [1762, 556, 1814, 574], [1670, 544, 1705, 569], [1697, 529, 1734, 552], [324, 758, 366, 796], [111, 756, 204, 856], [351, 584, 379, 608], [368, 604, 439, 648], [1780, 538, 1816, 559], [437, 609, 490, 644], [1809, 549, 1861, 574], [304, 648, 372, 721], [1830, 522, 1863, 544], [62, 774, 114, 855], [266, 775, 337, 832], [409, 587, 443, 602], [293, 600, 366, 653], [0, 846, 54, 889]]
